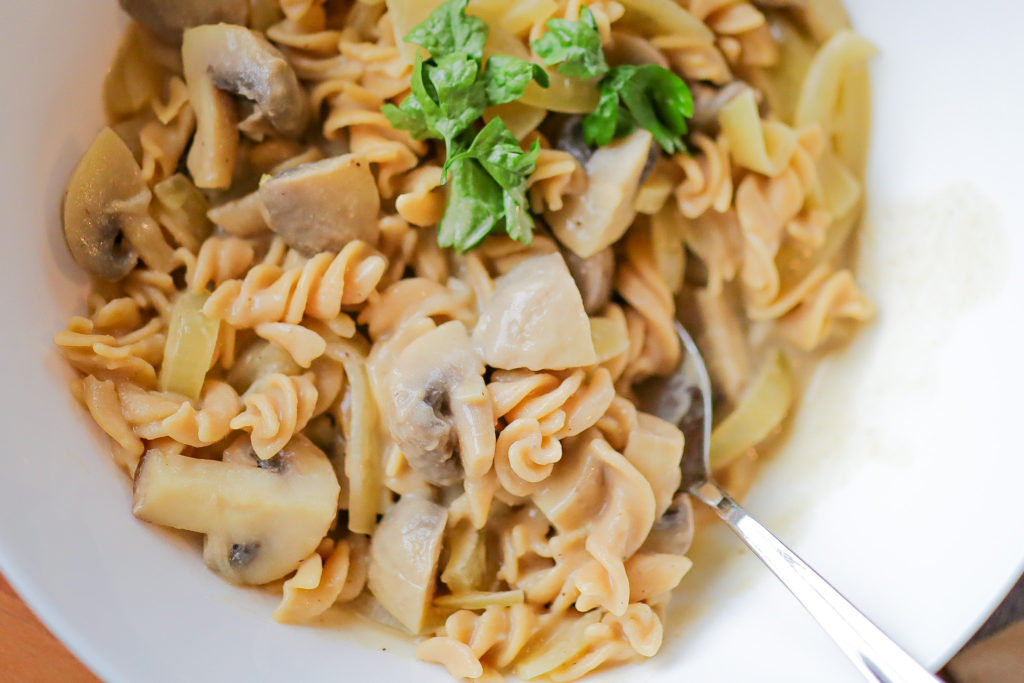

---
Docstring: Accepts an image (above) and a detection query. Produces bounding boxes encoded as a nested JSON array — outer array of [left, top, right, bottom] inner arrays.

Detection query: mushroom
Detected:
[[62, 127, 155, 281], [642, 493, 695, 556], [258, 154, 381, 255], [553, 115, 594, 167], [545, 129, 654, 258], [132, 434, 340, 584], [367, 495, 448, 633], [383, 321, 488, 486], [690, 81, 751, 134], [182, 24, 309, 189], [561, 246, 615, 315], [118, 0, 249, 43], [472, 253, 597, 371]]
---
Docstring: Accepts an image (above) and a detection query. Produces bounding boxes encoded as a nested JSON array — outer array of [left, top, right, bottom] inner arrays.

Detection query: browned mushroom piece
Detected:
[[545, 129, 654, 258], [182, 24, 309, 189], [561, 246, 616, 315], [132, 434, 340, 585], [62, 127, 171, 280], [382, 321, 487, 485], [690, 81, 752, 134], [258, 154, 381, 255], [367, 495, 448, 633], [642, 492, 695, 557], [118, 0, 249, 43]]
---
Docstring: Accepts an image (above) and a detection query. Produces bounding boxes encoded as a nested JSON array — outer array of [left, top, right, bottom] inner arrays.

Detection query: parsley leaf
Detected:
[[531, 6, 608, 79], [381, 91, 434, 140], [444, 118, 540, 249], [583, 64, 694, 153], [483, 56, 550, 107], [425, 53, 490, 146], [405, 0, 488, 60], [438, 157, 503, 250], [385, 0, 548, 251]]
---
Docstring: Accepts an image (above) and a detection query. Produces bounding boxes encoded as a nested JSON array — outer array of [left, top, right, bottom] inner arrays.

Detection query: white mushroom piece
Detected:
[[62, 127, 166, 280], [118, 0, 249, 43], [258, 154, 381, 255], [382, 321, 492, 486], [183, 24, 309, 189], [545, 128, 654, 258], [132, 434, 340, 584], [368, 495, 447, 633], [472, 253, 597, 370]]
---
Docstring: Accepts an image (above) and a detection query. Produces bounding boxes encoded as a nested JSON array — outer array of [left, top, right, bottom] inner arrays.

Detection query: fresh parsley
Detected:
[[583, 64, 694, 154], [530, 6, 608, 79], [404, 0, 488, 61], [381, 0, 547, 250], [383, 0, 695, 252], [446, 118, 540, 244]]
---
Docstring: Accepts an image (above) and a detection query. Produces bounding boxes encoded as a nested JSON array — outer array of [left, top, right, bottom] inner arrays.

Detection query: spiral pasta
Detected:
[[230, 372, 319, 459], [203, 240, 387, 328], [56, 1, 877, 680]]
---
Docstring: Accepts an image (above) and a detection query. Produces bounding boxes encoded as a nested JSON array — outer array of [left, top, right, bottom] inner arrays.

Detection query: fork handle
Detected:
[[695, 483, 938, 683]]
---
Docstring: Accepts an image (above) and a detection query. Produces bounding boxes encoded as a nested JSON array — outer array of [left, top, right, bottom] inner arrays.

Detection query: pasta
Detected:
[[55, 0, 875, 679]]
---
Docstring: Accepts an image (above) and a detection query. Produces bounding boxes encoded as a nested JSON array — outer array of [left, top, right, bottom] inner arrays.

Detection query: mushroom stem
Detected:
[[183, 25, 309, 189]]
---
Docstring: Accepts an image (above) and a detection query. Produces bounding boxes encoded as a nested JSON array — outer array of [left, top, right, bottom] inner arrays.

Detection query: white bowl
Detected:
[[1, 1, 1021, 681]]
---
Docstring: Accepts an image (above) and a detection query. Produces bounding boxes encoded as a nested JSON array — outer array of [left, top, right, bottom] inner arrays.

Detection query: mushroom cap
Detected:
[[368, 495, 448, 633], [132, 434, 340, 585], [62, 127, 146, 281], [258, 154, 381, 255], [545, 129, 654, 258], [384, 321, 486, 485], [472, 253, 597, 371], [118, 0, 249, 43], [183, 24, 309, 189]]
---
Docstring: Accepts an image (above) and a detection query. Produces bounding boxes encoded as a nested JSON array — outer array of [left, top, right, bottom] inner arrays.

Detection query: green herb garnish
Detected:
[[583, 64, 694, 154], [383, 0, 694, 251], [382, 0, 547, 250], [446, 118, 540, 244], [530, 6, 608, 79]]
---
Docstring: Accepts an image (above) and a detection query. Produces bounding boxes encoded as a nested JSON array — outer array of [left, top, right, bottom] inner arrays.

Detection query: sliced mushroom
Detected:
[[472, 253, 597, 370], [384, 321, 488, 485], [690, 81, 751, 134], [561, 246, 615, 315], [368, 495, 448, 633], [132, 434, 340, 584], [207, 192, 270, 237], [642, 493, 695, 556], [63, 127, 155, 280], [553, 115, 594, 167], [546, 129, 654, 258], [258, 154, 381, 255], [118, 0, 249, 43], [183, 24, 309, 189]]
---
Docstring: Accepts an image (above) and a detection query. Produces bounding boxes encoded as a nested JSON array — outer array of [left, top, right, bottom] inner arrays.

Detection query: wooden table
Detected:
[[0, 576, 96, 682]]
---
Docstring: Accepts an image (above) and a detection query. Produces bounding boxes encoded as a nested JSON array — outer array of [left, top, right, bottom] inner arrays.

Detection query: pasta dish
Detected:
[[56, 0, 874, 679]]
